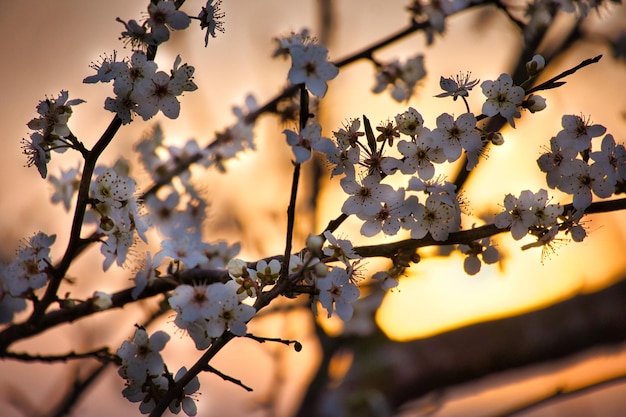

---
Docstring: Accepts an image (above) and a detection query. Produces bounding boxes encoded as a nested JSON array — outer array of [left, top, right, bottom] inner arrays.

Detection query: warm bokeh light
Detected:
[[2, 1, 626, 417]]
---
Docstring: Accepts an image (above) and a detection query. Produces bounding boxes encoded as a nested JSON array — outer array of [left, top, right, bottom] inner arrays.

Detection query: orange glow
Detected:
[[2, 2, 626, 417]]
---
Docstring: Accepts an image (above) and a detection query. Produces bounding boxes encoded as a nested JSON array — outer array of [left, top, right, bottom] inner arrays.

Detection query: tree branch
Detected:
[[296, 276, 626, 416]]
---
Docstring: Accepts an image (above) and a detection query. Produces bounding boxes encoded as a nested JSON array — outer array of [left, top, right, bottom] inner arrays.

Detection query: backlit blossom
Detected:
[[397, 134, 445, 180], [340, 175, 395, 216], [481, 74, 525, 127], [557, 159, 613, 211], [395, 107, 426, 137], [458, 238, 499, 275], [287, 42, 339, 97], [49, 165, 80, 211], [284, 121, 334, 163], [199, 0, 225, 46], [494, 190, 536, 239], [430, 112, 481, 162], [537, 136, 578, 188], [27, 90, 85, 138], [5, 232, 55, 296], [147, 0, 191, 44], [156, 234, 209, 268], [169, 284, 212, 323], [357, 187, 410, 236], [555, 114, 606, 152], [372, 55, 426, 102], [590, 134, 626, 185], [315, 267, 360, 321], [435, 72, 479, 101], [409, 193, 458, 241], [134, 71, 182, 120]]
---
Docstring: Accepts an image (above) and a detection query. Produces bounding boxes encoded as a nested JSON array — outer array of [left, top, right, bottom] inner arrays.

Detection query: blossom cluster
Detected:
[[372, 54, 427, 102], [0, 232, 56, 323], [88, 162, 149, 271], [538, 115, 623, 211], [118, 328, 199, 415], [8, 1, 626, 416], [84, 51, 197, 124], [21, 90, 84, 178]]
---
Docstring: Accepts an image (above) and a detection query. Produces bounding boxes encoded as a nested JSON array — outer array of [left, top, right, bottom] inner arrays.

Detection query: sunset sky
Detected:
[[2, 1, 626, 416]]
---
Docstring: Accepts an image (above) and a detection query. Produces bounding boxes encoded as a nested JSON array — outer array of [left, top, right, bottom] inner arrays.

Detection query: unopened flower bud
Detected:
[[306, 234, 324, 256], [524, 94, 547, 113], [226, 258, 248, 277], [526, 54, 545, 76], [92, 291, 112, 310], [314, 262, 329, 277], [99, 216, 115, 232], [487, 131, 505, 146]]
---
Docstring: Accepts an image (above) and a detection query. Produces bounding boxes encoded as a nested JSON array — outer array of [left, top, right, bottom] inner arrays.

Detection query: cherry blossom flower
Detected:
[[27, 90, 85, 138], [5, 232, 55, 296], [324, 139, 360, 179], [198, 0, 225, 46], [114, 51, 158, 93], [170, 367, 200, 416], [156, 234, 209, 268], [199, 240, 241, 269], [287, 42, 338, 97], [91, 168, 135, 209], [555, 114, 607, 152], [590, 134, 626, 185], [0, 266, 27, 323], [557, 159, 613, 210], [323, 231, 360, 267], [481, 74, 525, 127], [116, 17, 152, 48], [21, 132, 49, 178], [357, 187, 411, 236], [117, 328, 169, 382], [133, 71, 183, 120], [132, 252, 158, 299], [169, 284, 213, 323], [49, 165, 80, 211], [372, 266, 405, 290], [430, 112, 481, 162], [100, 227, 134, 271], [315, 267, 360, 321], [333, 118, 364, 148], [284, 121, 334, 163], [255, 259, 281, 287], [147, 0, 191, 45], [435, 72, 479, 101], [529, 188, 562, 228], [340, 175, 395, 216], [204, 282, 256, 337], [458, 238, 499, 275], [272, 29, 311, 59], [395, 107, 427, 137], [494, 190, 537, 239], [397, 135, 445, 180], [537, 136, 578, 188], [409, 193, 458, 241], [372, 55, 426, 102], [83, 51, 125, 84]]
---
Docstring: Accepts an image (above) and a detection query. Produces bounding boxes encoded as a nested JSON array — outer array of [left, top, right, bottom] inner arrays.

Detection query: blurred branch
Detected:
[[498, 372, 626, 417], [296, 276, 626, 416]]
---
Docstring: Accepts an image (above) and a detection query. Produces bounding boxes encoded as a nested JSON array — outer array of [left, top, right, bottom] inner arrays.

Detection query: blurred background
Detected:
[[1, 0, 626, 416]]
